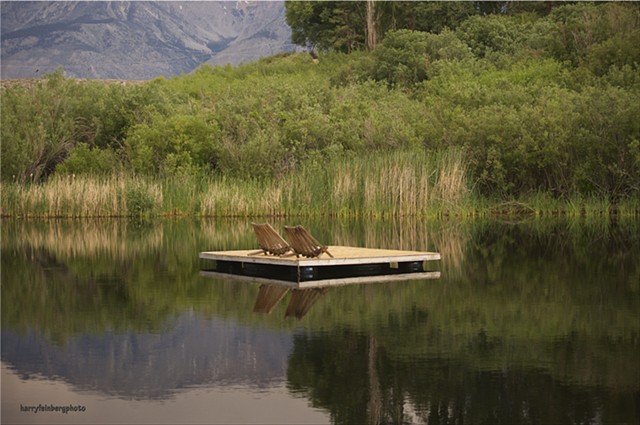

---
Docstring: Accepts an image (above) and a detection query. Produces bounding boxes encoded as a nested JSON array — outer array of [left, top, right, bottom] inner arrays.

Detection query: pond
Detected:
[[1, 217, 638, 424]]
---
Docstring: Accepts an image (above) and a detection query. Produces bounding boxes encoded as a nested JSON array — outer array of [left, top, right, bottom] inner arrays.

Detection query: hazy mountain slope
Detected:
[[0, 1, 296, 80]]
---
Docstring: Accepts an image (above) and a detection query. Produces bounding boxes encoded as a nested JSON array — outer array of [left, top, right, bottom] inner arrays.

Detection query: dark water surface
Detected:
[[1, 218, 638, 424]]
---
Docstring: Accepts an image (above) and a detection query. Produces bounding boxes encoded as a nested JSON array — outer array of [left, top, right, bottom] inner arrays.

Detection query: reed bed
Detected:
[[1, 175, 162, 218], [3, 149, 635, 218], [279, 149, 469, 217], [2, 149, 467, 218], [199, 177, 283, 217]]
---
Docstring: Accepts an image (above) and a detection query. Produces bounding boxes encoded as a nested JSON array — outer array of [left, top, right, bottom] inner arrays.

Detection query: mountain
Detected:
[[0, 1, 297, 80]]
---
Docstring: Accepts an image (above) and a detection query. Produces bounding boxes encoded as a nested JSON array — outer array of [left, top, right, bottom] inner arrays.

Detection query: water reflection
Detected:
[[201, 270, 441, 320], [288, 328, 637, 424], [1, 363, 329, 425], [2, 313, 291, 400], [284, 288, 329, 320], [254, 284, 290, 315], [1, 217, 639, 424], [253, 285, 328, 320]]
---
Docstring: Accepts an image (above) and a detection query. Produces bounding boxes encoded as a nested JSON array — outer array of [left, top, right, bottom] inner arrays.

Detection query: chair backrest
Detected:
[[251, 222, 291, 256], [284, 225, 333, 258]]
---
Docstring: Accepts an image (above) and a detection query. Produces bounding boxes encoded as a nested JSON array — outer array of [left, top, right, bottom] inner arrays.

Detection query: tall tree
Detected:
[[366, 0, 378, 50]]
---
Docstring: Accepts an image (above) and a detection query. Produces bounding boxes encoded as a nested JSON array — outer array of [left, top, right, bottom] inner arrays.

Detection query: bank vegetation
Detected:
[[1, 2, 638, 217]]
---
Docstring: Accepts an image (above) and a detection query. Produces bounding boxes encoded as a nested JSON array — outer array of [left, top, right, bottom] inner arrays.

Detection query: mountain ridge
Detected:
[[1, 1, 297, 80]]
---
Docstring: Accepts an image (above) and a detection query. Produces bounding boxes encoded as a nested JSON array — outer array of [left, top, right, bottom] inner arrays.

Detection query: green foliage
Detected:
[[571, 84, 640, 197], [403, 1, 480, 33], [285, 1, 366, 53], [457, 14, 522, 58], [1, 71, 78, 183], [0, 71, 179, 183], [126, 113, 218, 177], [285, 1, 484, 53], [55, 143, 120, 176], [413, 49, 640, 198], [545, 2, 640, 73], [2, 2, 639, 208], [124, 179, 161, 218], [372, 29, 471, 86]]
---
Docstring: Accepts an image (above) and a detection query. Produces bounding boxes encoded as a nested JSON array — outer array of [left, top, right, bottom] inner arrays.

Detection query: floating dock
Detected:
[[199, 246, 441, 285]]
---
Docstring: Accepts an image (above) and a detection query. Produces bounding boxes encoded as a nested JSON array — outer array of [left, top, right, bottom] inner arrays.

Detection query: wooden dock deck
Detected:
[[200, 246, 440, 284], [199, 246, 440, 266]]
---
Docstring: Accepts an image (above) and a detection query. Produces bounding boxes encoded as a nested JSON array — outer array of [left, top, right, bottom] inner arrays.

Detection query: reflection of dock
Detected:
[[285, 287, 328, 319], [251, 281, 328, 319], [200, 270, 441, 289], [199, 246, 440, 284], [253, 284, 289, 314], [200, 271, 440, 319]]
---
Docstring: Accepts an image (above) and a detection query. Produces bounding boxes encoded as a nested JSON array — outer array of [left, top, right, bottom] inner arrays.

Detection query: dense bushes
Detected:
[[1, 2, 638, 205], [0, 72, 171, 183], [1, 72, 81, 183], [371, 29, 472, 86], [414, 59, 640, 197]]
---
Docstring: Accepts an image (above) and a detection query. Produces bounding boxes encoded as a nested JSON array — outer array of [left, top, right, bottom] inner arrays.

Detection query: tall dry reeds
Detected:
[[199, 178, 283, 217], [1, 175, 162, 217], [280, 149, 470, 217], [1, 149, 469, 218]]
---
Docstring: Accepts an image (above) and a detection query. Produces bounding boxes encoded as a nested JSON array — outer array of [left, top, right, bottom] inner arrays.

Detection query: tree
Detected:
[[285, 1, 366, 53], [366, 0, 377, 50], [285, 1, 483, 53]]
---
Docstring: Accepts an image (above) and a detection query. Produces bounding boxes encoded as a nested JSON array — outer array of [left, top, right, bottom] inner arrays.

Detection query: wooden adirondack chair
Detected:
[[249, 222, 292, 256], [284, 225, 334, 258]]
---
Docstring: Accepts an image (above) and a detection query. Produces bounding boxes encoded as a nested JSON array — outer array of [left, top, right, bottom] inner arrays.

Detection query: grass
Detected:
[[1, 150, 638, 218], [1, 175, 162, 218], [267, 149, 470, 218]]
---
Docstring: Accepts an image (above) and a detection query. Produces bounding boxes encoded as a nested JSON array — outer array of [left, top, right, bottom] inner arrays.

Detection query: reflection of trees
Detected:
[[367, 335, 382, 425], [287, 328, 639, 425], [1, 219, 252, 342], [284, 218, 639, 424]]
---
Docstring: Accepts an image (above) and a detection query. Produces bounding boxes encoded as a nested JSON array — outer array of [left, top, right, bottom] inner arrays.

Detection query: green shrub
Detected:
[[1, 71, 78, 183], [55, 143, 121, 176], [372, 29, 471, 87], [124, 179, 161, 217], [456, 14, 523, 58], [546, 2, 640, 70], [126, 113, 219, 176]]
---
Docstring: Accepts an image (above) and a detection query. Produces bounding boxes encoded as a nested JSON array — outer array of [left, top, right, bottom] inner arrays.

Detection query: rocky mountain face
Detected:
[[1, 1, 296, 80]]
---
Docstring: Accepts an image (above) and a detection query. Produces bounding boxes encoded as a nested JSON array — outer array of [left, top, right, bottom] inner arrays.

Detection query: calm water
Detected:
[[1, 218, 638, 425]]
